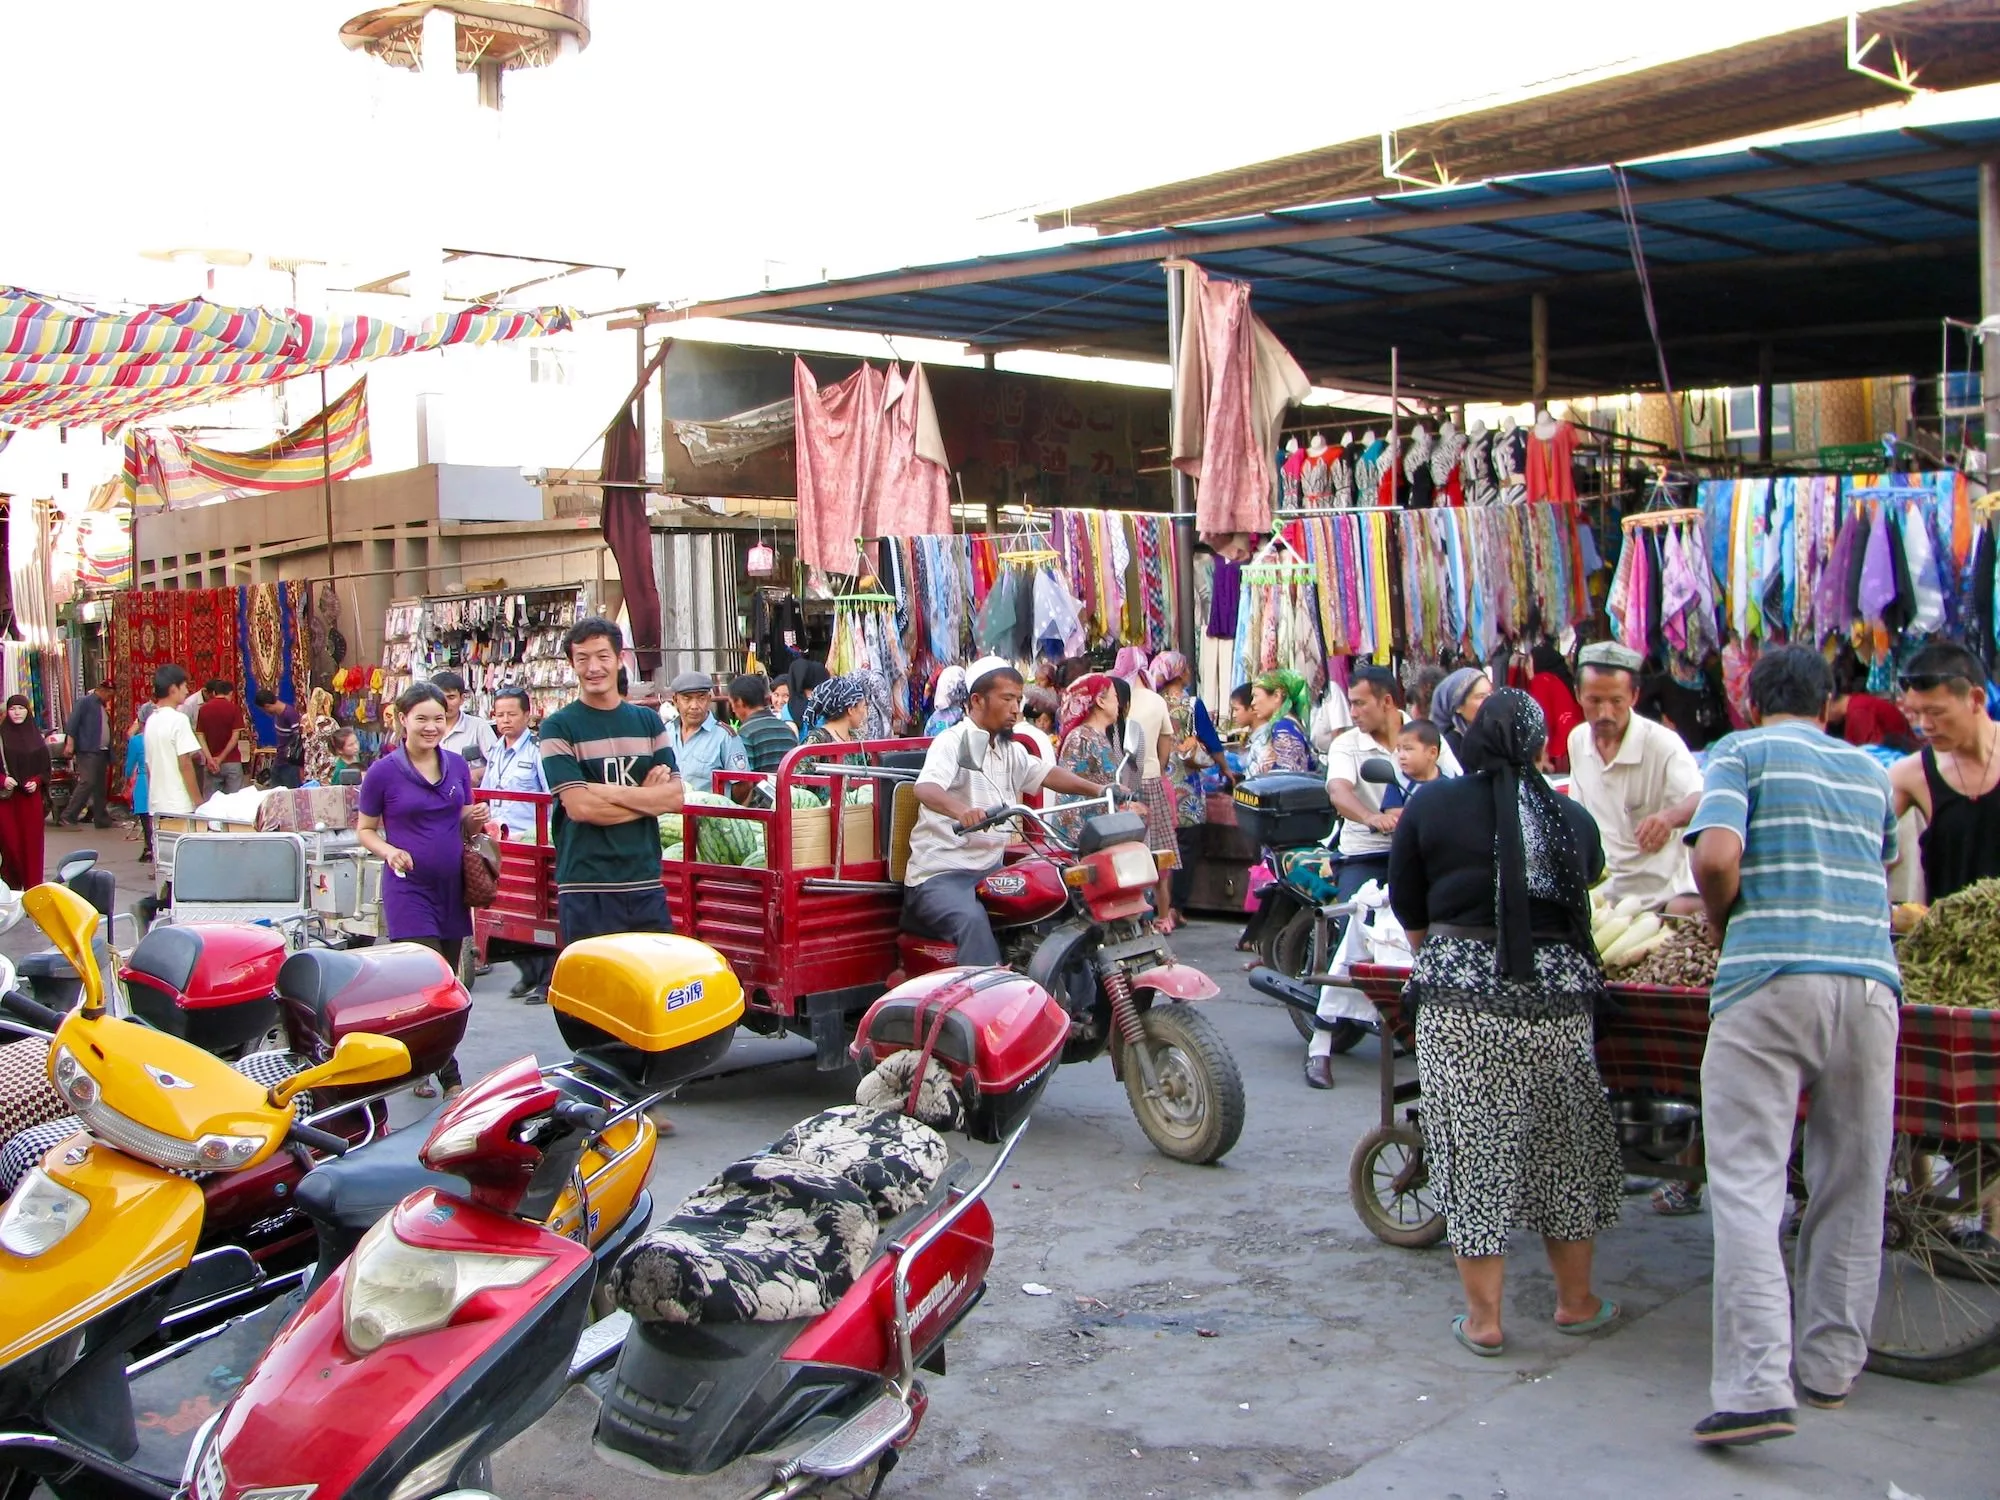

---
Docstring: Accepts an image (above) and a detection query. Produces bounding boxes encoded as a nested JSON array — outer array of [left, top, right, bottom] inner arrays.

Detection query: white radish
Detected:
[[1601, 913, 1663, 965]]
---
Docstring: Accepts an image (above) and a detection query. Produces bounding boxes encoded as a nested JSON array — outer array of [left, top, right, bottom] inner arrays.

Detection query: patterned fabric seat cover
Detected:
[[610, 1055, 963, 1327], [0, 1048, 307, 1195]]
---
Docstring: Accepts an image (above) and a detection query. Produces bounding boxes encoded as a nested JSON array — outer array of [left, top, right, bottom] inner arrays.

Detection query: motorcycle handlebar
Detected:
[[952, 786, 1128, 846], [288, 1121, 352, 1157], [0, 988, 62, 1032]]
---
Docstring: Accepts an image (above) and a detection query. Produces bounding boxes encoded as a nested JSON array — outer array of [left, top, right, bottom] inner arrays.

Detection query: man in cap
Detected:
[[903, 657, 1121, 966], [1568, 641, 1705, 918], [663, 671, 747, 796], [1571, 639, 1708, 1215]]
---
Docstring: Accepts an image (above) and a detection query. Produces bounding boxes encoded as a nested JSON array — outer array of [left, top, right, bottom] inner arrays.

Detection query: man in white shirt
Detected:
[[1567, 641, 1704, 916], [145, 666, 202, 817], [432, 670, 500, 787], [135, 665, 203, 935], [1308, 666, 1462, 1088], [903, 659, 1115, 965]]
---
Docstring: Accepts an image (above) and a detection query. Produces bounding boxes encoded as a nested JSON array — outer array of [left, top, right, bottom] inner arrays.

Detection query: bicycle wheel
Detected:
[[1865, 1138, 2000, 1383]]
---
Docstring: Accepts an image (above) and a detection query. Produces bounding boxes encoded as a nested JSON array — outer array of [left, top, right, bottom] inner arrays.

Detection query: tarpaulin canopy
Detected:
[[122, 377, 371, 509], [0, 288, 573, 430]]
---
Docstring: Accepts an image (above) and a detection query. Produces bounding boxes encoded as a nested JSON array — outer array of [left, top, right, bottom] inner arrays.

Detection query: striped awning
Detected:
[[122, 377, 372, 509], [0, 288, 573, 430]]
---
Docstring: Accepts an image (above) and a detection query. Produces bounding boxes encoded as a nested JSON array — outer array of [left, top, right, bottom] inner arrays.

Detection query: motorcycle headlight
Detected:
[[0, 1167, 90, 1257], [342, 1218, 547, 1354], [51, 1046, 99, 1109], [384, 1430, 484, 1500], [1107, 844, 1158, 891]]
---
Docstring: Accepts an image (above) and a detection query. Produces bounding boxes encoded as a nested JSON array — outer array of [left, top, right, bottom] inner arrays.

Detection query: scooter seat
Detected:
[[296, 1122, 472, 1250], [609, 1104, 952, 1327]]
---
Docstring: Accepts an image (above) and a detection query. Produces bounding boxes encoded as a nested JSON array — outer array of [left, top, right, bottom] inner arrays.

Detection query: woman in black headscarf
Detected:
[[0, 696, 52, 889], [785, 659, 832, 730], [1386, 688, 1623, 1357]]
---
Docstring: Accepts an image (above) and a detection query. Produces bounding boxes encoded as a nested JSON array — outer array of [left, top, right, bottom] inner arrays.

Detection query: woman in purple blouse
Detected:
[[357, 682, 489, 1097]]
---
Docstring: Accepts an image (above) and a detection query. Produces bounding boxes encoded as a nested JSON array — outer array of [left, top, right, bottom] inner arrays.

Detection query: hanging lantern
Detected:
[[746, 541, 776, 577]]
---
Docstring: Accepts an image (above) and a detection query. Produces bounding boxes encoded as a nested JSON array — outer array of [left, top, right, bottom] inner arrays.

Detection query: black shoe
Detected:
[[1693, 1409, 1796, 1446], [474, 962, 493, 978], [524, 988, 548, 1006], [507, 979, 533, 998], [1798, 1385, 1847, 1410], [1304, 1055, 1335, 1090]]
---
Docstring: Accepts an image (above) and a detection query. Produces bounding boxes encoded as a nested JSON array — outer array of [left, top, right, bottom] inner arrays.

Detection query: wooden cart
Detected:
[[1342, 963, 2000, 1385]]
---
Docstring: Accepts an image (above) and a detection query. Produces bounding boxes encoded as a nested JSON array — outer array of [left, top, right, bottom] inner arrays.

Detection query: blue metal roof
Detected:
[[673, 116, 2000, 399]]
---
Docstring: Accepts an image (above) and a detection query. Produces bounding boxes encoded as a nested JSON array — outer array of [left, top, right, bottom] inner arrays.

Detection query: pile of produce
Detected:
[[1898, 879, 2000, 1009], [1615, 923, 1719, 989], [1590, 891, 1669, 970]]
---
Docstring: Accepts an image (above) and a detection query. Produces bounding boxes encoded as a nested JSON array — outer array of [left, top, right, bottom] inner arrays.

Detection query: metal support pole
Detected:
[[1530, 292, 1549, 408], [1981, 162, 2000, 484], [1164, 264, 1197, 663], [1389, 346, 1400, 502], [320, 370, 335, 586], [1756, 342, 1776, 465], [633, 311, 652, 453]]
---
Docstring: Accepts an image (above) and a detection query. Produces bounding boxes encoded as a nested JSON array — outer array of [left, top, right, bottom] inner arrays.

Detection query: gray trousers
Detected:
[[1702, 972, 1898, 1411], [902, 862, 1004, 966]]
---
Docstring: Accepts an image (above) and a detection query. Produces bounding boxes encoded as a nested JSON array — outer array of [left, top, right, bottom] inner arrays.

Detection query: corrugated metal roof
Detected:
[[1037, 0, 2000, 231], [654, 116, 1999, 401]]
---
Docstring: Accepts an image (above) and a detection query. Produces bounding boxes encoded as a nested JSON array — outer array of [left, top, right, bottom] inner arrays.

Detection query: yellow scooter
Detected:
[[0, 882, 410, 1499]]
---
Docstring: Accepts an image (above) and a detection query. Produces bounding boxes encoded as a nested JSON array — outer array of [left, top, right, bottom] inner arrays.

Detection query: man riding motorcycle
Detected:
[[902, 658, 1125, 964]]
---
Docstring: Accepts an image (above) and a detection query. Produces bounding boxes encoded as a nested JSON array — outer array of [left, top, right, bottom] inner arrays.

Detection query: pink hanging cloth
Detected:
[[862, 362, 953, 549], [794, 359, 884, 575], [793, 358, 952, 576], [1170, 264, 1311, 544]]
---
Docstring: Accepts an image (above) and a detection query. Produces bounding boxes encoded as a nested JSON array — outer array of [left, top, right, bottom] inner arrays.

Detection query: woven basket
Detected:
[[888, 783, 922, 884]]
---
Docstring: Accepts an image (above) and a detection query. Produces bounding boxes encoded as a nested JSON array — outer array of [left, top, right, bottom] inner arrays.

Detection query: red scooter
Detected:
[[192, 964, 1069, 1500], [898, 791, 1243, 1164]]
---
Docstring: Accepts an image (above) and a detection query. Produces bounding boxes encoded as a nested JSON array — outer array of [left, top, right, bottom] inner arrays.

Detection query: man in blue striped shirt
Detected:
[[1684, 646, 1900, 1447]]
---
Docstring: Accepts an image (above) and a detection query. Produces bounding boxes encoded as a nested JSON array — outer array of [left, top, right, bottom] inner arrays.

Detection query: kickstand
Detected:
[[864, 1450, 899, 1500]]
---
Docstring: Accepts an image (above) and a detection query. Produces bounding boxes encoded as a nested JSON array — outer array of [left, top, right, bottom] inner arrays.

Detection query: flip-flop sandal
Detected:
[[1556, 1299, 1622, 1336], [1451, 1315, 1503, 1357]]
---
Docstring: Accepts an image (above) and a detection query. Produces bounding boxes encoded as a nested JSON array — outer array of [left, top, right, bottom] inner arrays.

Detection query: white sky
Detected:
[[0, 0, 1866, 308]]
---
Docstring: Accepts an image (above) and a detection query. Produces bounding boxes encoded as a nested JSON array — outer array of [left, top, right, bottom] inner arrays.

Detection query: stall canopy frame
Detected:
[[626, 116, 2000, 404]]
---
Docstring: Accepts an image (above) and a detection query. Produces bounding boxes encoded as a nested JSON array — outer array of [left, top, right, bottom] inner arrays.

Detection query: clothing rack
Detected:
[[1274, 504, 1408, 519]]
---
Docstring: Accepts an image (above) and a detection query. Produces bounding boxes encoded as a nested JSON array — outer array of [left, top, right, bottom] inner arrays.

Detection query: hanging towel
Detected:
[[1904, 500, 1946, 634], [598, 402, 663, 678]]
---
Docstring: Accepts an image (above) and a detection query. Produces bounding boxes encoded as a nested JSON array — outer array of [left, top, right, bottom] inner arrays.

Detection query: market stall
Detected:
[[381, 583, 592, 723]]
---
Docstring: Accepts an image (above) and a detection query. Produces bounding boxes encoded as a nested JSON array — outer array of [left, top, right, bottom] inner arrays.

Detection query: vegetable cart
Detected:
[[1343, 962, 2000, 1384]]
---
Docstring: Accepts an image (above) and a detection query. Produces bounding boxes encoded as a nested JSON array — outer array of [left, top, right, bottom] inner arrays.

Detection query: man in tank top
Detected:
[[1887, 641, 2000, 903]]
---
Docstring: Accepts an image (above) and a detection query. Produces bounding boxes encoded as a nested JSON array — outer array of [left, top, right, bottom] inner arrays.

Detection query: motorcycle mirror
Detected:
[[958, 726, 991, 772], [22, 882, 104, 1018], [0, 881, 22, 935], [270, 1031, 411, 1108], [1358, 756, 1399, 786]]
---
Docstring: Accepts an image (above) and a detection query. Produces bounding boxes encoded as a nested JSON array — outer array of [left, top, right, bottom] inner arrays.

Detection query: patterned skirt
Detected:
[[1138, 776, 1178, 868], [1414, 1003, 1623, 1259]]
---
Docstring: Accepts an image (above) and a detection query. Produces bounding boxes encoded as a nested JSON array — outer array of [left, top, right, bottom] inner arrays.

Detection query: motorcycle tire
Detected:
[[1122, 1002, 1245, 1165], [1348, 1123, 1447, 1248], [1261, 909, 1364, 1053]]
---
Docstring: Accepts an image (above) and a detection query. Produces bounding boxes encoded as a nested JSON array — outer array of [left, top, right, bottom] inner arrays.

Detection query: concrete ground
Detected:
[[20, 820, 1997, 1500]]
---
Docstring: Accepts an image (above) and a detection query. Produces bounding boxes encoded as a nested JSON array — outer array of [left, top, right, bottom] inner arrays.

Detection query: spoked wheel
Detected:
[[1349, 1123, 1447, 1248], [1865, 1138, 2000, 1383], [1123, 1003, 1246, 1164], [1260, 908, 1365, 1051]]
